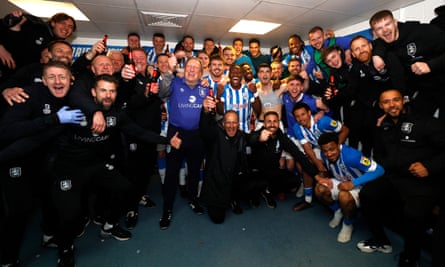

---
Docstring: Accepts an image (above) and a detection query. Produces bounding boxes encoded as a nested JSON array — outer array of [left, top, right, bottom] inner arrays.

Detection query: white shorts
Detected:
[[329, 179, 361, 207]]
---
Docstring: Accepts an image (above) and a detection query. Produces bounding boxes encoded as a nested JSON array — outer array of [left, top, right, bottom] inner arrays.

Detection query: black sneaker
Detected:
[[159, 210, 172, 230], [100, 224, 131, 241], [139, 194, 156, 208], [189, 200, 204, 215], [57, 245, 75, 267], [42, 234, 58, 248], [230, 201, 243, 215], [1, 259, 20, 267], [357, 238, 393, 253], [261, 192, 277, 208], [125, 211, 138, 230]]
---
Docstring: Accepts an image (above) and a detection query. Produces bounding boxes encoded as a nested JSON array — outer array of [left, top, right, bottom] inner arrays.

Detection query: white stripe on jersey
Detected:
[[220, 84, 254, 133]]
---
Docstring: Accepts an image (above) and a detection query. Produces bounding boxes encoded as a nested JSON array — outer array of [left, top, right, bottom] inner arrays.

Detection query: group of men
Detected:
[[0, 7, 444, 267]]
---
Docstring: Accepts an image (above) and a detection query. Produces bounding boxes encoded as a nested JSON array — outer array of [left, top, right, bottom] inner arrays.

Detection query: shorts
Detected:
[[329, 179, 361, 207]]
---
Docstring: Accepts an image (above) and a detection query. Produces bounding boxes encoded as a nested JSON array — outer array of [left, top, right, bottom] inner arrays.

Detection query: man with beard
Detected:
[[217, 64, 261, 133], [248, 111, 319, 208], [50, 74, 176, 266], [357, 89, 445, 267], [347, 35, 405, 156], [370, 10, 445, 123], [281, 34, 314, 80]]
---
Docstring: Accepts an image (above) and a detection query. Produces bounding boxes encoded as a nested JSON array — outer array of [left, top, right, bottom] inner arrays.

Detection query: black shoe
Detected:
[[42, 234, 58, 248], [179, 185, 188, 198], [356, 238, 393, 253], [125, 211, 138, 230], [100, 224, 131, 241], [398, 253, 419, 267], [139, 194, 156, 208], [230, 201, 243, 215], [261, 192, 277, 208], [57, 245, 75, 267], [189, 200, 204, 215], [159, 210, 172, 230], [1, 259, 20, 267]]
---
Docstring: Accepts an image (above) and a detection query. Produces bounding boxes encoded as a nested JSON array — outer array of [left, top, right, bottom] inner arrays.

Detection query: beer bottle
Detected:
[[128, 48, 135, 71], [208, 88, 216, 115], [148, 67, 160, 96], [328, 74, 337, 97], [101, 34, 108, 55]]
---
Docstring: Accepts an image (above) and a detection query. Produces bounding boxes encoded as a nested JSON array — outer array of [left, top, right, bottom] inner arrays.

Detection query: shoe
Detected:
[[189, 200, 204, 215], [159, 210, 172, 230], [139, 194, 156, 208], [1, 259, 20, 267], [42, 234, 58, 248], [296, 183, 304, 198], [93, 215, 105, 226], [100, 224, 131, 241], [328, 209, 343, 228], [398, 253, 419, 267], [337, 223, 353, 243], [357, 238, 393, 253], [230, 201, 243, 215], [292, 200, 313, 211], [125, 211, 138, 230], [57, 245, 75, 267], [261, 192, 277, 208]]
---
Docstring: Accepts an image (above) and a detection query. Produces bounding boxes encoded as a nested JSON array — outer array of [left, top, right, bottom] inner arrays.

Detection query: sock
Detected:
[[179, 168, 186, 186], [329, 201, 340, 212], [343, 217, 354, 225], [304, 187, 313, 203], [157, 156, 166, 179]]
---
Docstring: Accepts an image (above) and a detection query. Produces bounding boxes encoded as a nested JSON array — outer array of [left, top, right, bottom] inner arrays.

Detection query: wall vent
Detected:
[[140, 11, 188, 28]]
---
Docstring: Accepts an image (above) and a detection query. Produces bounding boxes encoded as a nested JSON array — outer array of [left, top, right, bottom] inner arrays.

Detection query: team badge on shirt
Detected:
[[43, 104, 51, 115], [9, 167, 22, 178], [360, 156, 371, 166], [60, 179, 72, 191], [401, 122, 413, 134], [406, 43, 417, 57], [106, 116, 117, 127], [198, 86, 207, 98]]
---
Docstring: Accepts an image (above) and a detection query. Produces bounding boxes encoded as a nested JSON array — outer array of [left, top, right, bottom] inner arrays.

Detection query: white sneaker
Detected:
[[337, 223, 353, 243], [328, 209, 343, 228], [296, 183, 304, 198]]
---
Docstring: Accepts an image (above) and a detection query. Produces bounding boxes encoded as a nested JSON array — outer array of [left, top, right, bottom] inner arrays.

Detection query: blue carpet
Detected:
[[19, 177, 432, 267]]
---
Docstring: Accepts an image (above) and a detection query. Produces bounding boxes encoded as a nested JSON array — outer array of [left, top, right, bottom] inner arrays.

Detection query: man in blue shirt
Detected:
[[314, 133, 384, 243]]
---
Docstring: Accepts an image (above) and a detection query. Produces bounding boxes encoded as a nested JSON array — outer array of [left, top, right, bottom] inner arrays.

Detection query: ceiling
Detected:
[[2, 0, 424, 48]]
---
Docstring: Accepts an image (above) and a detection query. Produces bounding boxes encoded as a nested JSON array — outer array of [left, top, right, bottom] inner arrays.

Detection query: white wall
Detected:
[[335, 0, 445, 37]]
